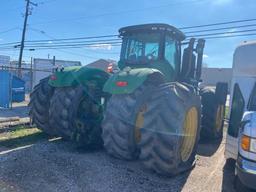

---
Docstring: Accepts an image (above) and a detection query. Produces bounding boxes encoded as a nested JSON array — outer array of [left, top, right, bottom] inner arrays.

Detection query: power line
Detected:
[[187, 28, 256, 38], [0, 35, 120, 46], [20, 29, 256, 47], [37, 0, 59, 5], [24, 42, 122, 49], [2, 18, 256, 50], [185, 23, 256, 34], [27, 27, 106, 60], [25, 38, 121, 45], [25, 34, 119, 43], [203, 33, 256, 40], [26, 27, 120, 45], [0, 27, 21, 35], [180, 18, 256, 29], [22, 33, 256, 49], [1, 18, 256, 46], [25, 26, 256, 45], [1, 32, 255, 51], [29, 0, 207, 26]]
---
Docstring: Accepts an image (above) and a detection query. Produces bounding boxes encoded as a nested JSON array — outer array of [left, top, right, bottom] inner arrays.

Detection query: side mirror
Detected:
[[240, 120, 250, 132]]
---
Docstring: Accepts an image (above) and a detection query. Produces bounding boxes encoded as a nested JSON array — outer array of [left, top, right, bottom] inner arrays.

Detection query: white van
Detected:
[[225, 40, 256, 190]]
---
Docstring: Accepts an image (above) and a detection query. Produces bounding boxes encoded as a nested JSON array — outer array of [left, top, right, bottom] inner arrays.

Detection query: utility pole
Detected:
[[18, 0, 37, 77], [30, 57, 33, 91]]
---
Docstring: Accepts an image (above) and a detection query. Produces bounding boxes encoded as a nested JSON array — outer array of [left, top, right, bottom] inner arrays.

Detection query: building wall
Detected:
[[33, 58, 81, 87], [201, 68, 232, 91], [86, 59, 117, 71], [0, 55, 10, 67]]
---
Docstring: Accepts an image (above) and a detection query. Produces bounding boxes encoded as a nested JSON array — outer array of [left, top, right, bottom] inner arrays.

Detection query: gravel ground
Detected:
[[0, 134, 237, 192]]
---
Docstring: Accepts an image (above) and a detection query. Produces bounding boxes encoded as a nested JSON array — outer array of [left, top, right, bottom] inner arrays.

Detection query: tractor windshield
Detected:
[[121, 32, 161, 65]]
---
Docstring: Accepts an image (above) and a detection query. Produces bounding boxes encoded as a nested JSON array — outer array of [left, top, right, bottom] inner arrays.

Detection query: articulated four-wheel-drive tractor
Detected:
[[29, 23, 228, 176]]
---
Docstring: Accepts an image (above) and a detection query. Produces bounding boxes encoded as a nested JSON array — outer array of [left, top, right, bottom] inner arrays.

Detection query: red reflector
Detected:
[[116, 81, 128, 87], [107, 63, 113, 73], [107, 66, 113, 73], [50, 75, 57, 80]]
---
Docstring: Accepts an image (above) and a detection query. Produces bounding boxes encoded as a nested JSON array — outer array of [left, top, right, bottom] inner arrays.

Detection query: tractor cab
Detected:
[[104, 23, 205, 95], [118, 24, 185, 81], [119, 24, 205, 83]]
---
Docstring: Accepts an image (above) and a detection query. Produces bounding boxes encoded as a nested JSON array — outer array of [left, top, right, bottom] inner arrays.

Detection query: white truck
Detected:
[[225, 40, 256, 190]]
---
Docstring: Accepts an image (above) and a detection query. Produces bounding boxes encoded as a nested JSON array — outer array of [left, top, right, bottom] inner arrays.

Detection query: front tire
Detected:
[[139, 83, 201, 176]]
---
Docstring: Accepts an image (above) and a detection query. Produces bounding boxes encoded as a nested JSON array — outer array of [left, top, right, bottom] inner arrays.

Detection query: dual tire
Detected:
[[102, 82, 201, 175], [29, 79, 103, 149], [49, 86, 103, 149]]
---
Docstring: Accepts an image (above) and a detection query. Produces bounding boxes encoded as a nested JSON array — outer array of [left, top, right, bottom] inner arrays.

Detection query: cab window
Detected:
[[228, 83, 245, 138], [164, 36, 177, 69], [121, 32, 161, 65]]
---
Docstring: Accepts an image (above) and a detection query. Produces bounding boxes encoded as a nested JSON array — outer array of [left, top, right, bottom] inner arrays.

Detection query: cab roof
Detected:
[[119, 23, 186, 41]]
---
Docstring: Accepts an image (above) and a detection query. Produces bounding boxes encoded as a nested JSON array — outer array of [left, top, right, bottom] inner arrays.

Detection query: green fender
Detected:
[[48, 66, 110, 88], [103, 67, 164, 94]]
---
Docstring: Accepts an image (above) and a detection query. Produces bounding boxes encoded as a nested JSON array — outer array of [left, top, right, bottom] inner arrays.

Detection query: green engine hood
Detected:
[[48, 66, 109, 88], [103, 67, 162, 94]]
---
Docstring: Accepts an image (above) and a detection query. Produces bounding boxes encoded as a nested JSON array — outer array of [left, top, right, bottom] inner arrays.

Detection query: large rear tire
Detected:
[[139, 83, 201, 176], [29, 77, 56, 135], [49, 86, 103, 149], [101, 85, 146, 160], [101, 73, 164, 160]]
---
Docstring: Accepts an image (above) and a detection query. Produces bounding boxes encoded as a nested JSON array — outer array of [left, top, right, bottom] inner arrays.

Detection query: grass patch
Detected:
[[0, 126, 48, 148]]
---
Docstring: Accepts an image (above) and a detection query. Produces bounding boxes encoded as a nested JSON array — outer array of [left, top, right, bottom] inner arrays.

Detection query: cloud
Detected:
[[223, 28, 237, 37], [88, 43, 112, 50], [203, 54, 209, 58], [212, 0, 233, 5]]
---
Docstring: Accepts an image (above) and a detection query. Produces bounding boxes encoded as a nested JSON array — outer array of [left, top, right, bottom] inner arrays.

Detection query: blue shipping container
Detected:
[[0, 70, 11, 108]]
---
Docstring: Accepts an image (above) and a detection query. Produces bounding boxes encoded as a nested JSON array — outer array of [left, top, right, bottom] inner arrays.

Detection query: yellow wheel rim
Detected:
[[180, 107, 198, 162], [215, 105, 225, 132], [135, 105, 147, 143]]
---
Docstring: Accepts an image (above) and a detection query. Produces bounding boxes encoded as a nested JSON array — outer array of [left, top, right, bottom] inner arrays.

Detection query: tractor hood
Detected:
[[103, 67, 162, 94], [48, 66, 109, 88]]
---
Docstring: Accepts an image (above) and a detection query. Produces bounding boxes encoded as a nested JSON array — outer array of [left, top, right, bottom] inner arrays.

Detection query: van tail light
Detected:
[[116, 81, 128, 87]]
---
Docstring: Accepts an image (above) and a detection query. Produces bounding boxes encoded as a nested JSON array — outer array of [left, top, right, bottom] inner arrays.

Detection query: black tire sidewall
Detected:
[[29, 77, 55, 135]]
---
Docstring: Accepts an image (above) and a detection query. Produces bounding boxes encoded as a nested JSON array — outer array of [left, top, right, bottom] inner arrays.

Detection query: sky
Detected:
[[0, 0, 256, 67]]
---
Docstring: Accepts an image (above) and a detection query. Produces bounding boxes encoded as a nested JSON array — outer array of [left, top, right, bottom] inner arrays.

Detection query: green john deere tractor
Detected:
[[29, 23, 228, 175], [102, 23, 227, 175]]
